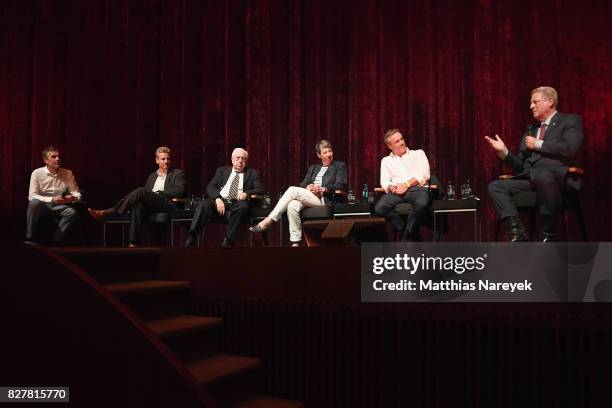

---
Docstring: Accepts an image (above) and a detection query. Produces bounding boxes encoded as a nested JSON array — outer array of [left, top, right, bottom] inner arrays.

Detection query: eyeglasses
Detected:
[[531, 99, 547, 105]]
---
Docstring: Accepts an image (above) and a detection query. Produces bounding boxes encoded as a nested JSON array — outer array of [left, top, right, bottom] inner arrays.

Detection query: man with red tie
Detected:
[[485, 86, 584, 242]]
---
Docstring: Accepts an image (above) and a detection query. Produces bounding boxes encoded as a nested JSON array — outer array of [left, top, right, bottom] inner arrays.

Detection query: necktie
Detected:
[[539, 123, 547, 140], [227, 173, 239, 200]]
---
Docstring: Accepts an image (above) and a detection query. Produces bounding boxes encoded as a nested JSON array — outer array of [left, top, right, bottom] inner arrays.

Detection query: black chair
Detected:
[[247, 195, 273, 246], [101, 198, 195, 247], [300, 190, 348, 221], [494, 167, 587, 241], [374, 175, 446, 241], [30, 201, 87, 245]]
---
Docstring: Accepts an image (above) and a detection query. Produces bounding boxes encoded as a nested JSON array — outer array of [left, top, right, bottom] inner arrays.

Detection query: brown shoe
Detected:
[[128, 243, 138, 248], [88, 208, 110, 221]]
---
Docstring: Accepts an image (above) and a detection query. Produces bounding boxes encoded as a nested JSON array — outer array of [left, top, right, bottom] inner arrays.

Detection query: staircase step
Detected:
[[188, 354, 260, 385], [188, 354, 261, 407], [105, 280, 191, 295], [51, 247, 162, 283], [148, 315, 223, 361], [148, 315, 223, 337], [234, 396, 304, 408], [105, 280, 192, 321]]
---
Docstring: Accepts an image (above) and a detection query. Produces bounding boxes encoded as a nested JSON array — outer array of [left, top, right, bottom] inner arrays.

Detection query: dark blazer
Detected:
[[503, 112, 583, 188], [206, 166, 263, 199], [144, 168, 187, 199], [299, 160, 348, 205]]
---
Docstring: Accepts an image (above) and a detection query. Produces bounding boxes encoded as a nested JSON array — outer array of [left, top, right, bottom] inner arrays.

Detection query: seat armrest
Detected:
[[331, 189, 347, 204], [248, 194, 269, 208], [568, 167, 584, 175], [500, 167, 584, 179]]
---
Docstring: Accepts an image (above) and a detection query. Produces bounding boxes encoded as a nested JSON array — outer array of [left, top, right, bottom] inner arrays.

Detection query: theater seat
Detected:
[[494, 167, 587, 241]]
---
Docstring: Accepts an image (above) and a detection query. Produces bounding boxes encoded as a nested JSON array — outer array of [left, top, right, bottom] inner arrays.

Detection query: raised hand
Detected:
[[484, 134, 506, 153]]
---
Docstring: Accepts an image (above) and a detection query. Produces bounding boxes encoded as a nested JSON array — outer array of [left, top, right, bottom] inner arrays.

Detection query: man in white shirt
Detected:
[[375, 129, 431, 241], [27, 146, 82, 244]]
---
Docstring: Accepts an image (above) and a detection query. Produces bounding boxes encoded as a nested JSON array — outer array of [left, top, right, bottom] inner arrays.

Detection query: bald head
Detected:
[[231, 148, 248, 172]]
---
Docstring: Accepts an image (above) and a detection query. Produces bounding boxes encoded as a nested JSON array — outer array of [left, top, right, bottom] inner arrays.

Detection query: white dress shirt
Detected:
[[28, 166, 81, 202], [534, 110, 557, 150], [152, 171, 166, 193], [219, 170, 245, 199], [380, 149, 430, 192]]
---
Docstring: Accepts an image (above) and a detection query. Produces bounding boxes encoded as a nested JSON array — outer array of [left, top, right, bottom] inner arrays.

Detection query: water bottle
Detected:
[[446, 180, 455, 200], [185, 194, 194, 210], [263, 192, 271, 208], [347, 186, 355, 204], [362, 183, 369, 203], [461, 179, 473, 199]]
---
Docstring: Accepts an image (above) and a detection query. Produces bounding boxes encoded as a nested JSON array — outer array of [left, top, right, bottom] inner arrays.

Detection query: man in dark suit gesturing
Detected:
[[186, 148, 263, 247], [486, 86, 584, 242], [88, 146, 187, 247]]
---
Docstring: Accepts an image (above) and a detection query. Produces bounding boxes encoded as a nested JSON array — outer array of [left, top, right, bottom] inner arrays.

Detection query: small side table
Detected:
[[301, 217, 386, 247], [432, 198, 481, 242], [333, 202, 372, 219]]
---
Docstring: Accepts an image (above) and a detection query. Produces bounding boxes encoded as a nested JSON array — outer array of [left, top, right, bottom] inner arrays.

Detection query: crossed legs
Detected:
[[253, 186, 324, 244]]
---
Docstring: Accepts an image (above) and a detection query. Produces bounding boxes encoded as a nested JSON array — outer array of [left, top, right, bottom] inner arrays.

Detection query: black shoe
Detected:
[[185, 234, 196, 247], [249, 224, 270, 233], [221, 238, 234, 247], [541, 215, 557, 243], [400, 229, 423, 242], [541, 233, 555, 243], [503, 216, 528, 242]]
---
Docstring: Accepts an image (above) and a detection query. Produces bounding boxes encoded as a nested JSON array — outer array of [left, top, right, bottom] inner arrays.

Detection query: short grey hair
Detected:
[[315, 140, 333, 154], [531, 86, 558, 107], [232, 147, 248, 159]]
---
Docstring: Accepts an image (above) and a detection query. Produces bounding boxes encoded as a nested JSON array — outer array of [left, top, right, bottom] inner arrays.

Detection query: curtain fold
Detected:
[[2, 0, 611, 241]]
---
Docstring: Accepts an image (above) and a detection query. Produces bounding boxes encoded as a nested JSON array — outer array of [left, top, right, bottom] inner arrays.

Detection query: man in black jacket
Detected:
[[486, 86, 584, 242], [186, 148, 263, 247], [88, 146, 187, 246]]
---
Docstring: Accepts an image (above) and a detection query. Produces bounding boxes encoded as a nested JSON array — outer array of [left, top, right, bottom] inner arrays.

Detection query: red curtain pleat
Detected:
[[1, 0, 611, 241]]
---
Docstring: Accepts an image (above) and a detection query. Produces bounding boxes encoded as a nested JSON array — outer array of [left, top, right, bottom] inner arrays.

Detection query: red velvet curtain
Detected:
[[2, 0, 611, 241]]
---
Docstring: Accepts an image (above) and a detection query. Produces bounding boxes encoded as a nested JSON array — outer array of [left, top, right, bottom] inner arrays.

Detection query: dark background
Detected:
[[2, 0, 611, 242]]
